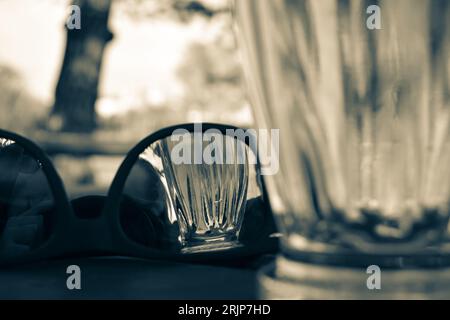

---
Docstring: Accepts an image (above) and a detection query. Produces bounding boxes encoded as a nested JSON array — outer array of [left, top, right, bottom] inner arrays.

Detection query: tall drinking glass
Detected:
[[234, 0, 450, 298]]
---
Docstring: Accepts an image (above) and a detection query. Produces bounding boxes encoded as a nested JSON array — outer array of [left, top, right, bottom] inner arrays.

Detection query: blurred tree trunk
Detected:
[[51, 0, 113, 133]]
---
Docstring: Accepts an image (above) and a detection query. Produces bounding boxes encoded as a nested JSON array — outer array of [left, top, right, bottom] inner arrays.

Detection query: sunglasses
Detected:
[[0, 123, 279, 267]]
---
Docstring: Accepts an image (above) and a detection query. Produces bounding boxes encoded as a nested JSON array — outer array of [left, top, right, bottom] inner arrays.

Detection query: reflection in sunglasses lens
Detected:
[[0, 138, 55, 259]]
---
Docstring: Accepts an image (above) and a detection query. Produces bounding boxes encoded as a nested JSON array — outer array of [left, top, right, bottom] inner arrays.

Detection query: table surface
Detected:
[[0, 256, 260, 299]]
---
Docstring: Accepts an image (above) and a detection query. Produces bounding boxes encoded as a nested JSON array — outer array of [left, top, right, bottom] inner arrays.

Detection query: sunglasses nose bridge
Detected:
[[68, 194, 114, 247], [65, 214, 113, 254]]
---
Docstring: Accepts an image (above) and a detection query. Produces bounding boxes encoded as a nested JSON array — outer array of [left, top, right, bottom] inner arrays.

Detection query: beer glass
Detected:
[[235, 0, 450, 298]]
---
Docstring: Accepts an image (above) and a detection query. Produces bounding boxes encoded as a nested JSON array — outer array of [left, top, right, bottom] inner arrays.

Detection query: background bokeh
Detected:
[[0, 0, 251, 197]]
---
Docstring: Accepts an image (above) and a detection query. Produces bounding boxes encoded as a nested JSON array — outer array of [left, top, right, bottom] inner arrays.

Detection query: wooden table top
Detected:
[[0, 256, 259, 299]]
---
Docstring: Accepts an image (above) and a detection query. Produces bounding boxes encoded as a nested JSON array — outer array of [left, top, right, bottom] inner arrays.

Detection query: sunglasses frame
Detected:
[[0, 123, 278, 267]]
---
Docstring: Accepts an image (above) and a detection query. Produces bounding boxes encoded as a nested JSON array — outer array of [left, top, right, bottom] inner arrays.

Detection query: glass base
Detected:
[[282, 235, 450, 268], [181, 235, 242, 254], [258, 255, 450, 299]]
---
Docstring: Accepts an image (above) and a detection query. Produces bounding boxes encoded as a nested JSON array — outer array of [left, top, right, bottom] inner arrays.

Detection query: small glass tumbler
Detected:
[[154, 133, 249, 253]]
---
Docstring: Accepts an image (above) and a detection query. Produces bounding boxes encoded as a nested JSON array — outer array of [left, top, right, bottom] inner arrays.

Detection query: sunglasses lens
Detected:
[[119, 130, 273, 254], [0, 138, 56, 259]]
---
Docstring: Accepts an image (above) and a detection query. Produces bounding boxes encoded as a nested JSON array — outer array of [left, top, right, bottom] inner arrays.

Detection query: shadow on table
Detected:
[[0, 256, 261, 299]]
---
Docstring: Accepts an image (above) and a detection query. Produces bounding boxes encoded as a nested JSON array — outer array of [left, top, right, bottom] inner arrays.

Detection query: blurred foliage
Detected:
[[99, 0, 250, 139], [0, 65, 47, 134], [176, 39, 247, 117], [118, 0, 229, 22], [99, 105, 188, 140]]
